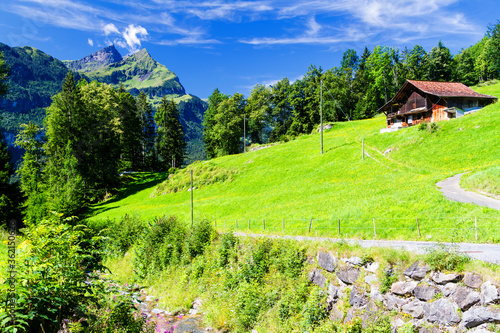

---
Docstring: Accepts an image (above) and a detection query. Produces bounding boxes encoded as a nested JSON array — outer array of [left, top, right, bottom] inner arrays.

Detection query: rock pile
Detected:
[[308, 251, 500, 332]]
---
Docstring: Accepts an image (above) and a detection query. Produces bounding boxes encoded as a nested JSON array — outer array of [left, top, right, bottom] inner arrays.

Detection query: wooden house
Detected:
[[379, 80, 497, 132]]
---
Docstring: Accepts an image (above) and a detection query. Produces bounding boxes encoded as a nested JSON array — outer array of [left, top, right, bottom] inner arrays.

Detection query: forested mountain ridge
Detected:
[[0, 43, 207, 163], [66, 46, 206, 162]]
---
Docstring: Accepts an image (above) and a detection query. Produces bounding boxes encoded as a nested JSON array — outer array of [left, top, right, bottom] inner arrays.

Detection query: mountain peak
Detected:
[[64, 45, 123, 72]]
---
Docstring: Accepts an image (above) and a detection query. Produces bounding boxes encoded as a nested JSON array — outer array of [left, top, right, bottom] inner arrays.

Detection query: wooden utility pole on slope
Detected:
[[191, 169, 194, 227], [320, 80, 323, 155]]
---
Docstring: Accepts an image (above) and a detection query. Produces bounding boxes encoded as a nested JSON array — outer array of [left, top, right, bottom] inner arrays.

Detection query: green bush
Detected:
[[134, 216, 188, 278], [380, 268, 398, 294], [235, 282, 263, 332], [277, 282, 309, 322], [240, 239, 273, 283], [0, 218, 105, 332], [109, 214, 144, 254], [271, 240, 306, 279], [218, 232, 239, 267], [301, 288, 328, 331], [424, 243, 471, 272], [186, 219, 216, 259]]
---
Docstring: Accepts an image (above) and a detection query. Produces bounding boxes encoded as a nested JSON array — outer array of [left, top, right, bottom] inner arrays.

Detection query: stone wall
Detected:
[[309, 251, 500, 332]]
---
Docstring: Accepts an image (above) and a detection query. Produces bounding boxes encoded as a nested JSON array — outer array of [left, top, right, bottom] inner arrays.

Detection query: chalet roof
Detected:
[[378, 80, 497, 113], [407, 80, 497, 98]]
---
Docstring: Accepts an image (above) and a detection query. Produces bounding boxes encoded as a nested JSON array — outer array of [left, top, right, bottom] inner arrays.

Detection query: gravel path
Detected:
[[436, 173, 500, 210], [234, 232, 500, 264]]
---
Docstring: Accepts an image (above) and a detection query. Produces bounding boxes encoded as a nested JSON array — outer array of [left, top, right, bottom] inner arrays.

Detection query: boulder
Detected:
[[402, 299, 425, 319], [480, 281, 500, 305], [404, 262, 430, 280], [430, 271, 462, 284], [422, 298, 461, 326], [336, 267, 360, 285], [413, 286, 439, 301], [365, 274, 378, 285], [461, 307, 500, 328], [350, 286, 368, 308], [317, 251, 337, 272], [328, 284, 342, 300], [440, 282, 458, 297], [365, 262, 379, 273], [463, 272, 483, 289], [450, 286, 480, 311], [309, 268, 326, 288], [383, 293, 409, 311], [391, 281, 418, 296], [346, 256, 363, 266], [370, 287, 384, 303]]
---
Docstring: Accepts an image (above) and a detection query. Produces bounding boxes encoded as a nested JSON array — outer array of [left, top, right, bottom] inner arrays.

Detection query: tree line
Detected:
[[0, 68, 187, 224], [203, 22, 500, 158]]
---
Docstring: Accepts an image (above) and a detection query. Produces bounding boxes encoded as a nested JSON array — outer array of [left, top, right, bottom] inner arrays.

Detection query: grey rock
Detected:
[[464, 272, 483, 289], [462, 307, 500, 328], [365, 262, 379, 273], [151, 308, 164, 314], [328, 284, 342, 300], [336, 267, 360, 285], [317, 251, 337, 272], [383, 293, 409, 311], [370, 287, 384, 303], [440, 282, 458, 297], [404, 262, 430, 280], [413, 286, 439, 301], [430, 271, 462, 284], [309, 268, 326, 288], [481, 281, 500, 305], [422, 298, 461, 326], [451, 286, 480, 310], [350, 286, 368, 308], [365, 274, 378, 285], [391, 281, 418, 296], [346, 256, 363, 266], [402, 299, 425, 319]]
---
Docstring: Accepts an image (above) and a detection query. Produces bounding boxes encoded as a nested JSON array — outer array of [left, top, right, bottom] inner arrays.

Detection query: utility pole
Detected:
[[243, 112, 246, 153], [190, 169, 193, 227], [320, 80, 323, 155]]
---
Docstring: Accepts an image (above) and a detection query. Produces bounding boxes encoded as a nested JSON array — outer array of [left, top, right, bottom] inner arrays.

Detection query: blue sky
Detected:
[[0, 0, 498, 99]]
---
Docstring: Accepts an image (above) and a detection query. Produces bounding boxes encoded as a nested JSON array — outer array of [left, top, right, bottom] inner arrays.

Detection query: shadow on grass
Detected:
[[86, 172, 169, 218]]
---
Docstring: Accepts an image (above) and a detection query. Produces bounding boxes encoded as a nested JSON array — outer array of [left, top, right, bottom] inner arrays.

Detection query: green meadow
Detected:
[[87, 83, 500, 242]]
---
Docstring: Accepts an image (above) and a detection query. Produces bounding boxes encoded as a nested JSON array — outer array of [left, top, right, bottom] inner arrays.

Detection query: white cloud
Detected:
[[103, 23, 120, 36], [87, 38, 94, 46], [122, 24, 148, 50]]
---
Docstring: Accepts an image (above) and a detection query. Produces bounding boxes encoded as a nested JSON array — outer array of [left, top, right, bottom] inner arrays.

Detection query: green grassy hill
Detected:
[[87, 83, 500, 242]]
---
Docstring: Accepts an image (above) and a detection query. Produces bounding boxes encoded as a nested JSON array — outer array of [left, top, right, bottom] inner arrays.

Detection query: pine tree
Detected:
[[155, 96, 186, 169], [15, 122, 47, 222], [203, 89, 228, 159], [136, 91, 156, 170], [117, 84, 141, 171]]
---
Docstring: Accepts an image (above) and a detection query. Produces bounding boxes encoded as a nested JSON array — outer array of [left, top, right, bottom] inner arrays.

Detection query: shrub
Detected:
[[240, 239, 273, 283], [235, 282, 262, 331], [0, 218, 105, 332], [424, 243, 470, 272], [186, 219, 216, 259], [218, 232, 239, 267], [301, 288, 328, 331], [271, 240, 306, 279], [134, 216, 188, 278], [109, 214, 144, 254], [380, 268, 398, 294], [277, 282, 309, 322]]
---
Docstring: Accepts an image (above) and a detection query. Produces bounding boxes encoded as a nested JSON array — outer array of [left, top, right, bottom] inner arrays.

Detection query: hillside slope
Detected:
[[88, 83, 500, 242]]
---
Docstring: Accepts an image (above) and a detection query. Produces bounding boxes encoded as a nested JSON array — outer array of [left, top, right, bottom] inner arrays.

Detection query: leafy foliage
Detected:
[[155, 96, 186, 169], [424, 244, 471, 272]]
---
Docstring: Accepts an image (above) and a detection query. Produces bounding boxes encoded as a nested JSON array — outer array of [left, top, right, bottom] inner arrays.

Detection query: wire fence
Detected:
[[210, 216, 500, 243]]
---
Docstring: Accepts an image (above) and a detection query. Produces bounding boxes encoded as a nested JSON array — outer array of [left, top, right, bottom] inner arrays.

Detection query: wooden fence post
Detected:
[[475, 216, 478, 241], [417, 217, 421, 237], [282, 218, 285, 233], [236, 219, 238, 229], [338, 218, 340, 236], [309, 219, 313, 233], [373, 218, 376, 237], [215, 220, 217, 228], [249, 219, 251, 230], [263, 219, 265, 231], [224, 220, 226, 230]]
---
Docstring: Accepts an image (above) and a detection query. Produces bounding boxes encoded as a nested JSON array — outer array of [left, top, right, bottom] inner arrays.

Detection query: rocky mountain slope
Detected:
[[63, 45, 122, 72]]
